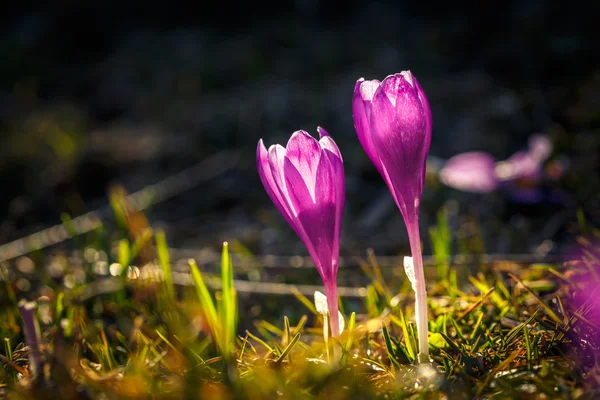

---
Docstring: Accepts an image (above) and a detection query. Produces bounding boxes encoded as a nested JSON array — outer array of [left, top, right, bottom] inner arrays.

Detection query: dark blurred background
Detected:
[[0, 0, 599, 262]]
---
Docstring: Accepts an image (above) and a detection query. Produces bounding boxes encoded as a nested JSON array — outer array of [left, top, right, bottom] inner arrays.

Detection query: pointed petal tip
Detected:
[[257, 139, 268, 160], [355, 79, 380, 102], [317, 126, 329, 138], [399, 70, 415, 86]]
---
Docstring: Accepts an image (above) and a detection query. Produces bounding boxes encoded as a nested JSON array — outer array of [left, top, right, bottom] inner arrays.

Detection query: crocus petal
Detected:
[[310, 153, 341, 278], [439, 152, 498, 193], [267, 144, 316, 247], [317, 126, 329, 138], [268, 144, 297, 215], [496, 151, 541, 181], [283, 154, 337, 280], [528, 134, 552, 161], [317, 149, 344, 280], [285, 131, 322, 200], [318, 139, 345, 272], [319, 135, 343, 163], [353, 78, 382, 173], [410, 73, 433, 189], [257, 140, 296, 226]]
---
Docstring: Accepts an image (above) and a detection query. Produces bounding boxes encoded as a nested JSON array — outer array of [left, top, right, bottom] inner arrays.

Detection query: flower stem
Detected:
[[406, 214, 430, 362], [324, 282, 340, 338]]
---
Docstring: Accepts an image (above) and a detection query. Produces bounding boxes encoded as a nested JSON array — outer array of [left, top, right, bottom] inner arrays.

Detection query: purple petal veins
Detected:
[[257, 128, 345, 337]]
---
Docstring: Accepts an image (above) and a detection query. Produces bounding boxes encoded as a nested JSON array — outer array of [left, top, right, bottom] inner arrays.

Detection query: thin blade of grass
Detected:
[[341, 312, 356, 367], [290, 286, 317, 315], [156, 230, 175, 302], [382, 322, 401, 369], [292, 315, 308, 336], [523, 324, 532, 371], [129, 228, 153, 261], [276, 332, 301, 363], [220, 242, 237, 359], [188, 259, 220, 348], [245, 330, 273, 353]]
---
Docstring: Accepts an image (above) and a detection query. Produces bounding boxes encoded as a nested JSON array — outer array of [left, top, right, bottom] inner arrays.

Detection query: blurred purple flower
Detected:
[[438, 134, 565, 204], [576, 283, 600, 326], [353, 71, 432, 361], [439, 152, 498, 193], [528, 133, 553, 162], [257, 127, 345, 337], [496, 151, 542, 181]]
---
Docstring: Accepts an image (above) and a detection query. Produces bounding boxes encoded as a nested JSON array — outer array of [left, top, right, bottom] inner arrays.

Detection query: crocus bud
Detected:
[[353, 71, 432, 361], [353, 71, 432, 218], [257, 128, 345, 337]]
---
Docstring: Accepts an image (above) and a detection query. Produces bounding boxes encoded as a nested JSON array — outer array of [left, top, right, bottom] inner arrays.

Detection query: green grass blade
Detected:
[[189, 259, 220, 349], [382, 322, 401, 368], [523, 324, 532, 371], [156, 230, 175, 302], [220, 242, 237, 359], [129, 228, 153, 261], [118, 239, 130, 270], [396, 310, 415, 360], [276, 332, 301, 363], [341, 312, 356, 367], [290, 286, 317, 315], [292, 315, 308, 336]]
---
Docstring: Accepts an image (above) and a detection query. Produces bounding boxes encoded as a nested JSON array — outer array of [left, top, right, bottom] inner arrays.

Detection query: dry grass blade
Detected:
[[456, 287, 495, 321]]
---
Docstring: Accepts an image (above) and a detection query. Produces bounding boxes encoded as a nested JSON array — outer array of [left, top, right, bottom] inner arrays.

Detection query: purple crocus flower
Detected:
[[353, 71, 432, 361], [257, 128, 345, 337], [438, 134, 563, 204]]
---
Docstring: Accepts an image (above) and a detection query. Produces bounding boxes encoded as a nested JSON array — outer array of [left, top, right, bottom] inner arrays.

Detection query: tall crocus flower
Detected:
[[353, 71, 432, 362], [257, 128, 345, 337]]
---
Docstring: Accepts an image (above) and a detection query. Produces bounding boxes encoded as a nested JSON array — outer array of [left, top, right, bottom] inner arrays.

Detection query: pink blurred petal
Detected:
[[439, 152, 498, 193]]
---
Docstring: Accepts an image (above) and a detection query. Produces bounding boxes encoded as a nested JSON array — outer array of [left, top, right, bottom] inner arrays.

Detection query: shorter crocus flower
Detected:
[[257, 128, 345, 337], [353, 71, 432, 362]]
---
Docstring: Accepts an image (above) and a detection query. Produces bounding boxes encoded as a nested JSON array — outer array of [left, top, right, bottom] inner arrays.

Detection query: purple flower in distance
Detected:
[[257, 128, 345, 337], [439, 152, 499, 193], [438, 134, 562, 204], [496, 151, 542, 181], [353, 71, 432, 361]]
